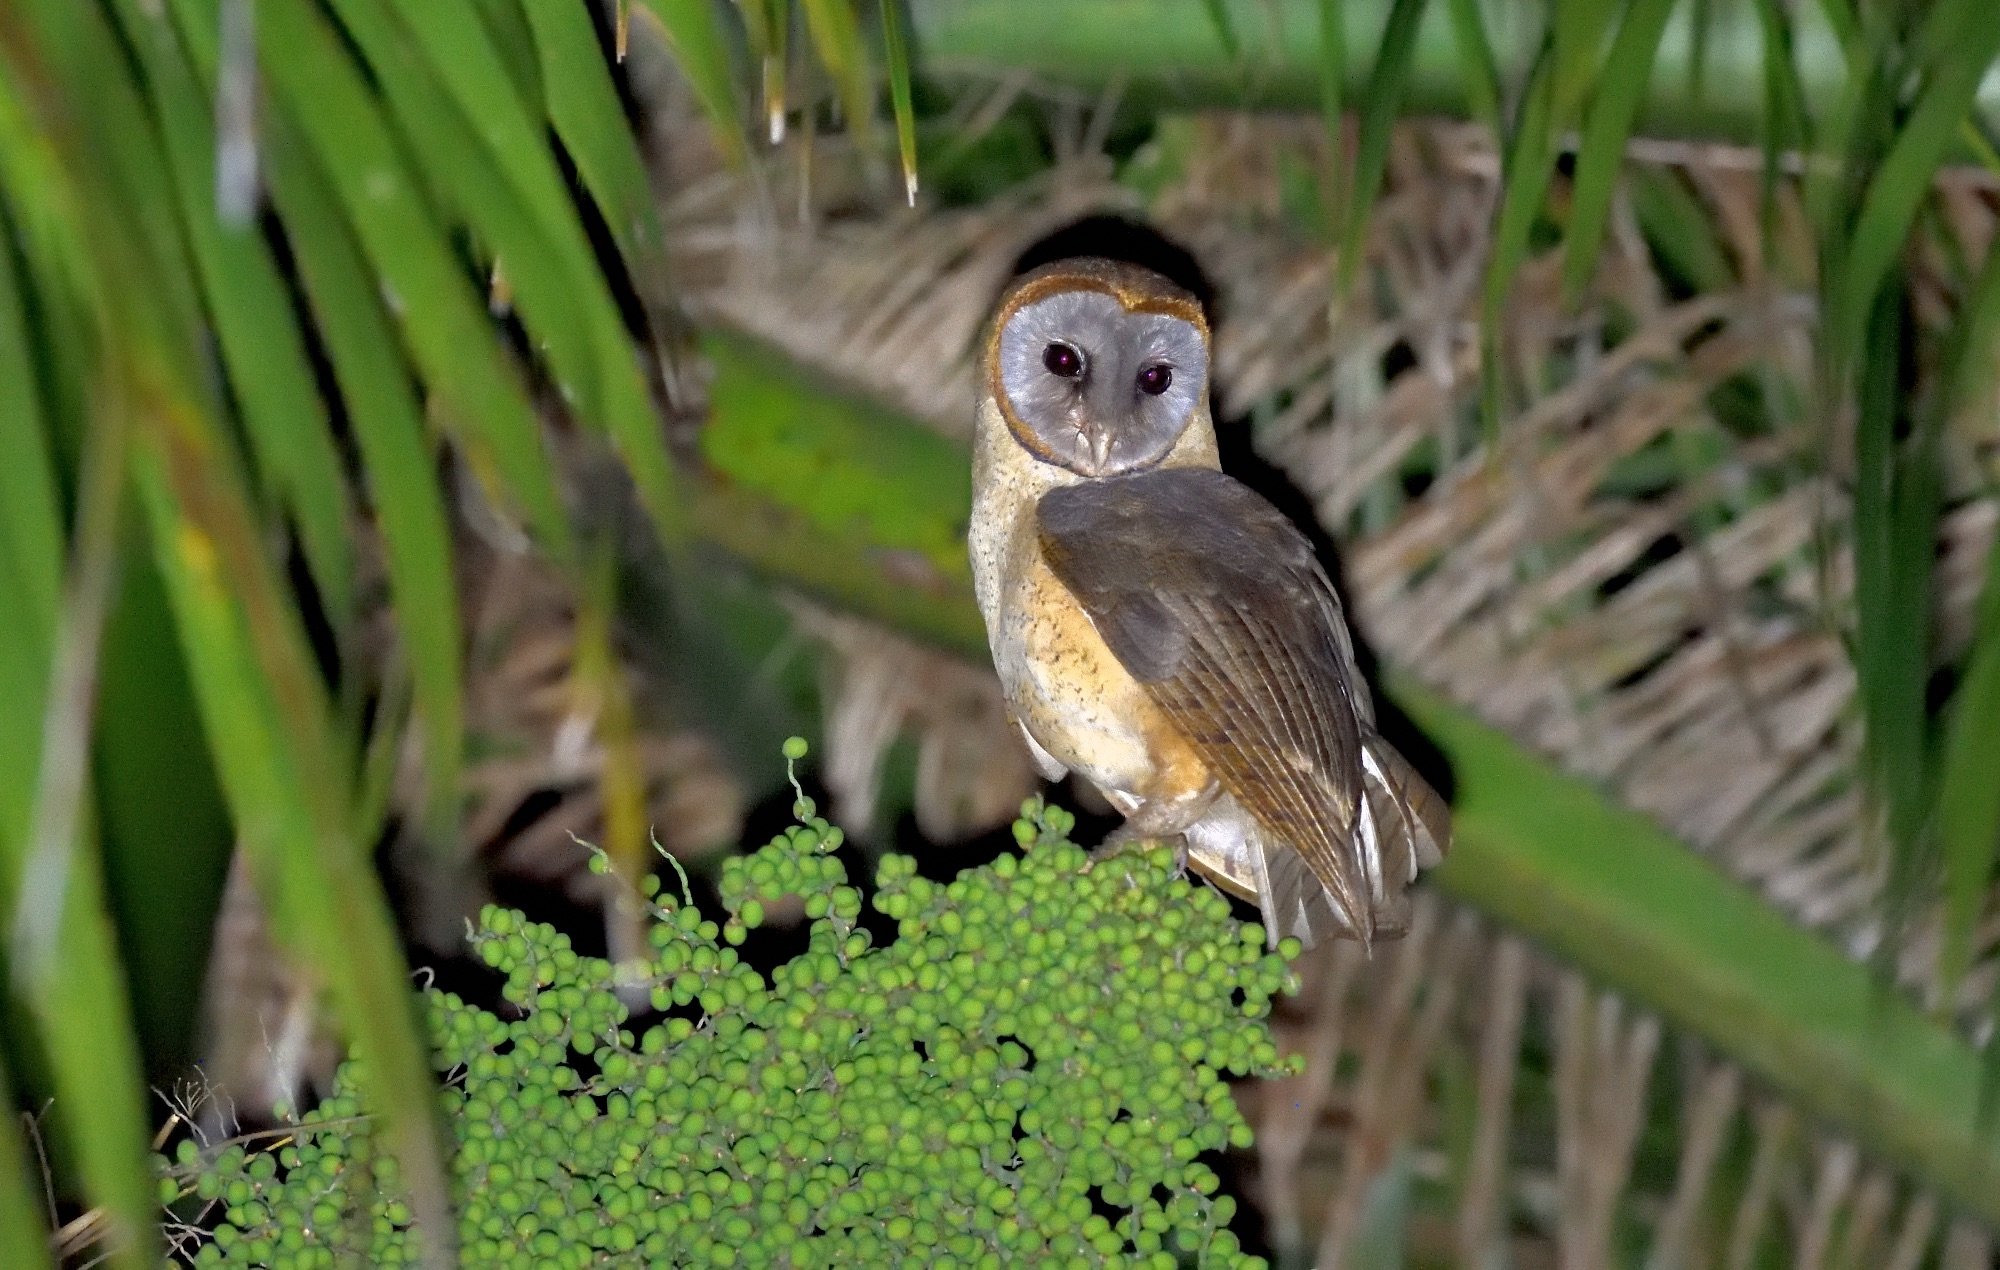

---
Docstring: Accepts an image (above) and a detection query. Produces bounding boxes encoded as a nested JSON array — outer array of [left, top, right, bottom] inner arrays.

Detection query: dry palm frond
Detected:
[[195, 852, 341, 1133], [781, 596, 1041, 842], [624, 42, 2000, 1260], [198, 509, 749, 1122], [436, 534, 745, 918]]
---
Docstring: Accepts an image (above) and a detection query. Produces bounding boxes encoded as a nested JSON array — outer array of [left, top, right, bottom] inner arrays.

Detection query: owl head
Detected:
[[984, 258, 1211, 478]]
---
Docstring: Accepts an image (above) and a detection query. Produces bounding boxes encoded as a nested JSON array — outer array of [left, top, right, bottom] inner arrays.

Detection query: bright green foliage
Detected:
[[158, 780, 1295, 1266]]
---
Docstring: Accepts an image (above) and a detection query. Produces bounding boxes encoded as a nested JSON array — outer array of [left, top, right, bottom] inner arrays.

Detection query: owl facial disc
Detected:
[[991, 273, 1208, 478]]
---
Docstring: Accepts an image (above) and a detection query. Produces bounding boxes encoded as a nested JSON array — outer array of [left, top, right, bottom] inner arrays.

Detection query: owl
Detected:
[[968, 257, 1448, 948]]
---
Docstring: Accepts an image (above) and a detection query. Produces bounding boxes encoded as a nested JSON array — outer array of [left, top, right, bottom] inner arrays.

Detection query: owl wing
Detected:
[[1037, 467, 1447, 943]]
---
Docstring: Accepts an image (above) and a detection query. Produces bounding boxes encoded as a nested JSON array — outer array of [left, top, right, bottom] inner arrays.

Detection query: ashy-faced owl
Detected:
[[967, 257, 1448, 948]]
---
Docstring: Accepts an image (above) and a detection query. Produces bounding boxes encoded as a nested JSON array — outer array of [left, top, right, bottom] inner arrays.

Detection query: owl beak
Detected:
[[1081, 421, 1113, 471]]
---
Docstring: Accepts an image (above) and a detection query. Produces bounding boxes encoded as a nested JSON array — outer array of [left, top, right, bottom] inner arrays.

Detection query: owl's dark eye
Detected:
[[1136, 364, 1173, 395], [1043, 342, 1083, 378]]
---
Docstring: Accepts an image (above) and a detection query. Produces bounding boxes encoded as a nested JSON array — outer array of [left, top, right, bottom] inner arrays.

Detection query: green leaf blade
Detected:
[[1931, 227, 2000, 998], [173, 0, 576, 564], [1560, 0, 1679, 302], [130, 430, 456, 1267], [1441, 0, 1502, 138], [272, 130, 465, 843], [634, 0, 752, 167], [1832, 4, 2000, 361], [519, 0, 668, 269], [338, 0, 683, 545], [0, 1056, 53, 1270], [1339, 0, 1431, 293], [111, 0, 359, 626], [882, 0, 921, 204], [0, 206, 63, 645], [799, 0, 875, 148]]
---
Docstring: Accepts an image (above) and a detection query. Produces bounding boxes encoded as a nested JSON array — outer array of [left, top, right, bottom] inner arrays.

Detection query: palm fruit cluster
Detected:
[[159, 741, 1300, 1267]]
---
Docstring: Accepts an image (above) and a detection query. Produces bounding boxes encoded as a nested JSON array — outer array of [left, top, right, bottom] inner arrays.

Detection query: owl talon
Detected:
[[1085, 827, 1190, 881], [1081, 825, 1145, 878], [1100, 824, 1146, 854]]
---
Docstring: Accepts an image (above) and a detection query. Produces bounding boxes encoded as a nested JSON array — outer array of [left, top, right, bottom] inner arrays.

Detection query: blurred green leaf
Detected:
[[1628, 164, 1735, 295], [0, 207, 61, 643], [574, 547, 650, 967], [1441, 0, 1502, 138], [1200, 0, 1241, 61], [1549, 0, 1618, 110], [912, 0, 2000, 157], [130, 411, 455, 1265], [0, 1056, 52, 1270], [1339, 0, 1430, 292], [1313, 0, 1346, 204], [169, 0, 575, 564], [1831, 1, 2000, 364], [635, 0, 752, 165], [1822, 1, 2000, 964], [473, 0, 545, 105], [1939, 539, 2000, 990], [1682, 0, 1709, 108], [343, 0, 684, 543], [1560, 0, 1677, 301], [1932, 235, 2000, 1000], [1748, 0, 1809, 245], [1850, 273, 1936, 870], [93, 536, 234, 1071], [1813, 0, 1860, 61], [509, 3, 691, 544], [110, 0, 358, 629], [266, 118, 464, 840], [332, 0, 600, 406], [520, 0, 669, 270], [352, 0, 696, 548], [1480, 53, 1558, 430], [881, 0, 920, 204], [800, 0, 875, 146], [0, 13, 181, 1265]]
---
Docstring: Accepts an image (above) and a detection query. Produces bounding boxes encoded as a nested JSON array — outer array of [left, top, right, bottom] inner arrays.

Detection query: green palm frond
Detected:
[[0, 1, 926, 1261]]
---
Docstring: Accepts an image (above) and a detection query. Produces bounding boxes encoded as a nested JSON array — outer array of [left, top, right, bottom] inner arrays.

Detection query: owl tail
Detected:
[[1220, 735, 1450, 951], [1243, 828, 1353, 950], [1354, 734, 1450, 921]]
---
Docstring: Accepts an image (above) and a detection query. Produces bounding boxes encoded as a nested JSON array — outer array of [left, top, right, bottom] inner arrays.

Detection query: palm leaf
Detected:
[[264, 119, 466, 840], [1340, 0, 1430, 293], [114, 0, 358, 631], [1560, 0, 1679, 302], [0, 14, 187, 1265], [0, 1057, 52, 1270], [1829, 0, 2000, 365], [174, 0, 575, 563], [1932, 234, 2000, 1000], [800, 0, 875, 148], [880, 0, 921, 203], [520, 0, 671, 271], [1440, 0, 1502, 137], [634, 0, 752, 167]]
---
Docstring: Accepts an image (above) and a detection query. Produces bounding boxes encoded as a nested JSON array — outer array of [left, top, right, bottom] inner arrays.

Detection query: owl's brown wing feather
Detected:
[[1038, 467, 1446, 940]]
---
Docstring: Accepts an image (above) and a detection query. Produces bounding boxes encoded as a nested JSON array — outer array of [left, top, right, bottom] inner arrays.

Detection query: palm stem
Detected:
[[908, 0, 2000, 154]]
